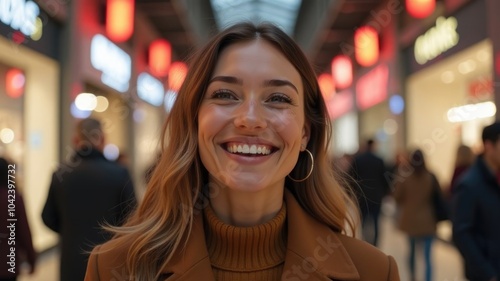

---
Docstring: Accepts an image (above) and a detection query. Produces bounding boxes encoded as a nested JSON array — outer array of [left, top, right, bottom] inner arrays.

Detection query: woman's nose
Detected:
[[233, 99, 267, 130]]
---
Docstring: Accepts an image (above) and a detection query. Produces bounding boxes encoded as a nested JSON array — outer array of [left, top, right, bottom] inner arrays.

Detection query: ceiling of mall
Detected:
[[136, 0, 385, 74]]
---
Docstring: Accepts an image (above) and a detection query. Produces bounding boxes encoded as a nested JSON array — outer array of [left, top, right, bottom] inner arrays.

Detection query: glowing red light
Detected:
[[149, 39, 171, 77], [168, 62, 188, 92], [356, 64, 389, 110], [406, 0, 435, 19], [496, 52, 500, 77], [354, 26, 379, 67], [331, 55, 353, 89], [325, 90, 353, 120], [106, 0, 135, 42], [6, 69, 25, 98], [318, 73, 335, 101]]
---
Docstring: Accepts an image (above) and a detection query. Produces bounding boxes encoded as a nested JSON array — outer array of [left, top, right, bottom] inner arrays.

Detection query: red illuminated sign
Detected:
[[5, 68, 25, 98], [325, 90, 353, 120], [496, 52, 500, 77], [149, 39, 171, 77], [168, 62, 188, 92], [356, 64, 389, 110], [318, 73, 335, 101], [406, 0, 435, 19], [106, 0, 135, 42], [331, 55, 352, 90], [468, 77, 492, 100], [354, 26, 379, 67]]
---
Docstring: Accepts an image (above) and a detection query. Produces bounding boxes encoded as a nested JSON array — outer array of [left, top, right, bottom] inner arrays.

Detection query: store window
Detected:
[[0, 63, 25, 171]]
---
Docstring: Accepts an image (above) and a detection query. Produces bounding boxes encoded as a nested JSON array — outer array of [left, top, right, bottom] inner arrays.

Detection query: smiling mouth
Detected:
[[223, 143, 277, 156]]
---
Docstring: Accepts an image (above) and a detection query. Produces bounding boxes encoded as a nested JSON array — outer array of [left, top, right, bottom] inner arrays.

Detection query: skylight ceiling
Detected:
[[210, 0, 302, 35]]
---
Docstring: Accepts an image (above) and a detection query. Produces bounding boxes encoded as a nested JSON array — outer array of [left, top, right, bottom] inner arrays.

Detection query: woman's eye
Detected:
[[211, 90, 237, 100], [267, 93, 292, 104]]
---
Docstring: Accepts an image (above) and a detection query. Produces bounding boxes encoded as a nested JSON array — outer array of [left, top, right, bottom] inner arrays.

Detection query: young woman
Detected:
[[85, 22, 400, 281], [393, 149, 439, 281]]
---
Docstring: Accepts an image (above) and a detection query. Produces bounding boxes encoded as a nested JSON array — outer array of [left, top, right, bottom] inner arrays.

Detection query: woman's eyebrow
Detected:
[[209, 76, 298, 95], [263, 79, 298, 94], [209, 76, 243, 85]]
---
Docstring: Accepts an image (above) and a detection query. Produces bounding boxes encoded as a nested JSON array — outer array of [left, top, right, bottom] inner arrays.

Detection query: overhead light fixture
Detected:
[[476, 49, 490, 62], [406, 0, 435, 19], [447, 101, 496, 123], [441, 71, 455, 83], [354, 26, 379, 67], [5, 68, 25, 98], [458, 59, 476, 74], [331, 55, 352, 89], [75, 93, 97, 111], [106, 0, 135, 42], [149, 39, 171, 77]]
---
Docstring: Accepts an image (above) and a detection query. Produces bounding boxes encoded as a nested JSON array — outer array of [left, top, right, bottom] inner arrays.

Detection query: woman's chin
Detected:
[[221, 175, 273, 193]]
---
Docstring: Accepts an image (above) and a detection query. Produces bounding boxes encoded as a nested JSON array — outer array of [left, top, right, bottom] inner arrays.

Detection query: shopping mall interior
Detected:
[[2, 0, 500, 280]]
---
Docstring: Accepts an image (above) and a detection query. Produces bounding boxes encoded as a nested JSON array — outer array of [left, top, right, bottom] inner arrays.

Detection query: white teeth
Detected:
[[227, 144, 271, 155], [250, 145, 257, 154]]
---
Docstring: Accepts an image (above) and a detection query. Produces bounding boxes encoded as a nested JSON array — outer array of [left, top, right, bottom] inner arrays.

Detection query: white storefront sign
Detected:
[[137, 72, 164, 106], [0, 0, 41, 37], [90, 34, 132, 93], [414, 17, 459, 65]]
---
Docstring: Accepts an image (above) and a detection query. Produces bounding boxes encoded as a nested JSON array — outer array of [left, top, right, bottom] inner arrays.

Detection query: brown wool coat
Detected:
[[85, 191, 400, 281], [393, 171, 437, 237]]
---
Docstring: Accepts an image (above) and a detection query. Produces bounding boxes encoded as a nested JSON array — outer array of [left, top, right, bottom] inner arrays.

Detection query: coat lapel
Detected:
[[160, 213, 216, 281], [283, 190, 360, 281], [161, 191, 360, 281]]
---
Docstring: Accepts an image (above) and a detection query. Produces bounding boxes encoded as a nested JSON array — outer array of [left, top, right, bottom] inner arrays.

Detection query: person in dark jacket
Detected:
[[0, 157, 36, 281], [42, 118, 137, 281], [349, 139, 390, 247], [452, 122, 500, 281], [449, 144, 475, 198]]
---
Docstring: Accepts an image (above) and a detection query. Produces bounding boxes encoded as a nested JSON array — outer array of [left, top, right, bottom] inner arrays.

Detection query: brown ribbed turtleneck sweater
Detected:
[[203, 203, 287, 281]]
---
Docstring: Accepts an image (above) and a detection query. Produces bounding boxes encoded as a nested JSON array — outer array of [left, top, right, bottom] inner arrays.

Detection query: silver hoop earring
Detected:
[[288, 149, 314, 182]]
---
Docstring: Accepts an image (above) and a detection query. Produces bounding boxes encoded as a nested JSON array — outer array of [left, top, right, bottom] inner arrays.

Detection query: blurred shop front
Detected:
[[352, 0, 404, 164], [0, 0, 63, 252], [403, 0, 493, 186], [326, 89, 358, 160], [60, 0, 172, 203]]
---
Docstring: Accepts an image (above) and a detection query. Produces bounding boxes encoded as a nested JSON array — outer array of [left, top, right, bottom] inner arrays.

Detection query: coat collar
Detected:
[[161, 190, 360, 281]]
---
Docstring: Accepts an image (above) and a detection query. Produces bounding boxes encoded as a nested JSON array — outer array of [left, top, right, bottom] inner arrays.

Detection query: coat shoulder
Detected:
[[336, 234, 400, 280], [85, 238, 132, 280]]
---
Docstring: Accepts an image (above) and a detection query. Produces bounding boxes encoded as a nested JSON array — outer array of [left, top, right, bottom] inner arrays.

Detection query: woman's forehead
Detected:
[[211, 40, 302, 88]]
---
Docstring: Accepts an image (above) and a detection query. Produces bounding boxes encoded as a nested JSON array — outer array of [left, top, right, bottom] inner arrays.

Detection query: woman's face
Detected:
[[198, 39, 309, 193]]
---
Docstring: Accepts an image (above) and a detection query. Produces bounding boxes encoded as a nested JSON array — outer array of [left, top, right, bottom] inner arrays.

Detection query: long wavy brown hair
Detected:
[[105, 22, 358, 280]]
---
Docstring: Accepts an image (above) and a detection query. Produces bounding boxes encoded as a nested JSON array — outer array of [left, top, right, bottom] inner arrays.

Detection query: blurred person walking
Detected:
[[448, 144, 475, 198], [0, 157, 36, 281], [41, 118, 137, 281], [452, 122, 500, 281], [393, 149, 442, 281], [348, 139, 390, 247]]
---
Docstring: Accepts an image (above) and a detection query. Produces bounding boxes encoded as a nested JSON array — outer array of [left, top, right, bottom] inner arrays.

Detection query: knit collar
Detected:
[[203, 202, 287, 271], [160, 189, 360, 280]]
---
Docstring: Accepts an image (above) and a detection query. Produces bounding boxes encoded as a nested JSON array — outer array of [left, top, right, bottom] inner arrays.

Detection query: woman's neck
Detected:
[[208, 184, 284, 227]]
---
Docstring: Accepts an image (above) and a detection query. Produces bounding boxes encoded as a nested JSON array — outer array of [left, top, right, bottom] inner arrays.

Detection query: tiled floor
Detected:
[[18, 213, 466, 281], [379, 216, 466, 281]]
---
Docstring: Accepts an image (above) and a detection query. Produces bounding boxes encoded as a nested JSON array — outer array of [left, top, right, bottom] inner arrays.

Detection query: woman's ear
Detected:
[[301, 123, 311, 151]]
